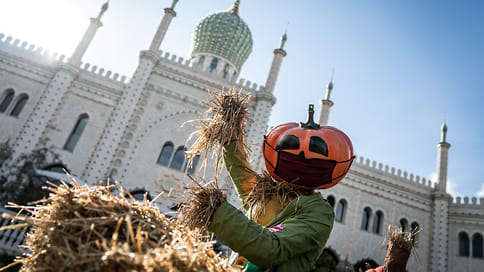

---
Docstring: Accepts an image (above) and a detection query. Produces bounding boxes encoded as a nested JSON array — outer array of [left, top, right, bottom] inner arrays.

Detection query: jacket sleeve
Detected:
[[207, 200, 333, 269], [222, 140, 257, 198]]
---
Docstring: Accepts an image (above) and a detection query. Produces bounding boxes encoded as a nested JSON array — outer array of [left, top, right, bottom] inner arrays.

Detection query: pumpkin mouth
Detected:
[[274, 151, 336, 189]]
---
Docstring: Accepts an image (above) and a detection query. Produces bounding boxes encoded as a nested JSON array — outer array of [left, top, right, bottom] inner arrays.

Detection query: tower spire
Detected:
[[436, 122, 451, 192], [264, 31, 287, 94], [318, 72, 335, 126], [97, 1, 109, 20], [69, 1, 108, 66], [149, 0, 178, 52]]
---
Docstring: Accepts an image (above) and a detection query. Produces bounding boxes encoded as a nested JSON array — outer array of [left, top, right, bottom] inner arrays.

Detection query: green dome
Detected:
[[191, 3, 253, 71]]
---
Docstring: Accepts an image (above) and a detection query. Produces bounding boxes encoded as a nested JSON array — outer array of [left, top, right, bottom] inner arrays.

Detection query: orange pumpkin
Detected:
[[263, 104, 354, 190]]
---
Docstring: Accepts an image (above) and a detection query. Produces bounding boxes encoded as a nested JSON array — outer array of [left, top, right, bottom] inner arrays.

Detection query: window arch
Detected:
[[0, 89, 14, 113], [223, 64, 229, 78], [327, 195, 335, 209], [411, 222, 420, 245], [459, 232, 470, 256], [169, 146, 185, 170], [63, 114, 89, 152], [335, 199, 346, 223], [9, 94, 28, 117], [472, 233, 483, 258], [372, 211, 383, 234], [209, 58, 218, 72], [157, 142, 174, 166], [400, 218, 408, 232], [361, 207, 372, 231]]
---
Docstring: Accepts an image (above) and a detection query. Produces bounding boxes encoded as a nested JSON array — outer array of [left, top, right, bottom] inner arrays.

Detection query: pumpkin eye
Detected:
[[276, 135, 300, 150], [309, 136, 328, 156]]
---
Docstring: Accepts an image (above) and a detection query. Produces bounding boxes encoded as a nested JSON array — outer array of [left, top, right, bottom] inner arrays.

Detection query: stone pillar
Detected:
[[83, 50, 160, 182], [10, 65, 79, 157], [430, 122, 451, 272], [149, 8, 177, 52]]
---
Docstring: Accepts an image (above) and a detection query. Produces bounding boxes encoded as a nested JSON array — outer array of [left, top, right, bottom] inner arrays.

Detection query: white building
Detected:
[[0, 1, 482, 271]]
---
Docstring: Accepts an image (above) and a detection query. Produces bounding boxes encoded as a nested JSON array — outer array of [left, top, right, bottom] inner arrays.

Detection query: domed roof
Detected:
[[190, 1, 253, 71]]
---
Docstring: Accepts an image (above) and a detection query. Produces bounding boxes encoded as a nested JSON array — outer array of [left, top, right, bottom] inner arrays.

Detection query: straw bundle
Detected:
[[1, 178, 239, 272], [178, 178, 227, 232], [381, 225, 414, 272], [185, 88, 251, 176]]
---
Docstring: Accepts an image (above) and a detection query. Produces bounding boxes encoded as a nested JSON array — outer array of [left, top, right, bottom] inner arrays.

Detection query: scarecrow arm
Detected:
[[208, 200, 333, 269], [223, 140, 257, 198]]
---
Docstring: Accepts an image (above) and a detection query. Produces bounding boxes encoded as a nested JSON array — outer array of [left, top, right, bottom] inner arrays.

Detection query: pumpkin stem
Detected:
[[300, 104, 321, 129]]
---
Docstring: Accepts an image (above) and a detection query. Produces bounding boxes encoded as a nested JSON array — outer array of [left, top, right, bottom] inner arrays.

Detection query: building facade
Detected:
[[0, 1, 483, 271]]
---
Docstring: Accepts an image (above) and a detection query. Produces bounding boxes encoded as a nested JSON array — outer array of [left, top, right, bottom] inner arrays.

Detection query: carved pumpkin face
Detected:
[[263, 105, 354, 190]]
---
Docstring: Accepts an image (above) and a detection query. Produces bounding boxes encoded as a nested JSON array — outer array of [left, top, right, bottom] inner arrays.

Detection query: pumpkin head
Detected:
[[263, 104, 354, 190]]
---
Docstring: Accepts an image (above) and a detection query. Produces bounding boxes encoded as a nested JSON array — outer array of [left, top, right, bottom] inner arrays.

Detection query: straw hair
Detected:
[[178, 177, 227, 232], [0, 177, 239, 272], [185, 88, 251, 177]]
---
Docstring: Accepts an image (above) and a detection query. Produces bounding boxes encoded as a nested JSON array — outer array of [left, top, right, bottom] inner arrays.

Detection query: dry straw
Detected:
[[185, 88, 251, 178], [0, 176, 240, 272], [178, 176, 227, 232], [381, 225, 415, 272]]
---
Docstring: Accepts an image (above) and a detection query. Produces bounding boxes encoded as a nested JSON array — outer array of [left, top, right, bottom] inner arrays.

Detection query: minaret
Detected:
[[430, 122, 451, 272], [436, 122, 451, 192], [149, 0, 178, 52], [318, 78, 334, 126], [69, 1, 109, 66], [246, 32, 287, 170], [264, 32, 287, 94], [83, 1, 178, 182]]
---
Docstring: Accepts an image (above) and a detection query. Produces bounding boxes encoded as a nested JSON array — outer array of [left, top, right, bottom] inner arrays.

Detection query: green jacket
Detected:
[[207, 141, 334, 272]]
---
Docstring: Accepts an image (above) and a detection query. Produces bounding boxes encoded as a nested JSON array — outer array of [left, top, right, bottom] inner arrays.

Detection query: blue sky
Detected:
[[1, 0, 483, 198]]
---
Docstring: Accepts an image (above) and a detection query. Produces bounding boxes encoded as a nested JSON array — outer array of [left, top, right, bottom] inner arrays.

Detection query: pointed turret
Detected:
[[264, 31, 287, 93], [69, 1, 108, 66], [318, 75, 335, 126], [430, 121, 451, 272], [149, 0, 178, 52], [436, 121, 451, 192]]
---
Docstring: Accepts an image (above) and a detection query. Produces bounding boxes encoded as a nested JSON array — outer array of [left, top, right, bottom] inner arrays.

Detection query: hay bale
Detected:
[[1, 178, 239, 272]]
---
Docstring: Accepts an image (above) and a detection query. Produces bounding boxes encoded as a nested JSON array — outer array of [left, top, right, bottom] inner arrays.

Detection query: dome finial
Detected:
[[280, 23, 288, 49], [324, 69, 334, 100], [97, 1, 109, 20], [441, 121, 448, 143], [231, 0, 240, 14]]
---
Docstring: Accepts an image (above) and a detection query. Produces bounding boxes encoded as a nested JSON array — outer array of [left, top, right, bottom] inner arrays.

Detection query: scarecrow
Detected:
[[182, 91, 354, 272]]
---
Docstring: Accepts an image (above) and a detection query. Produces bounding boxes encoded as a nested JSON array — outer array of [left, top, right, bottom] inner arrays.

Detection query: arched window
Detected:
[[411, 222, 420, 245], [209, 58, 218, 72], [0, 89, 14, 113], [372, 211, 383, 234], [472, 233, 483, 258], [361, 207, 372, 231], [223, 64, 229, 78], [335, 199, 346, 222], [9, 95, 28, 117], [185, 154, 200, 175], [400, 218, 408, 232], [157, 142, 174, 166], [170, 146, 185, 170], [63, 114, 88, 152], [197, 56, 205, 69], [327, 195, 335, 209], [459, 232, 470, 256]]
